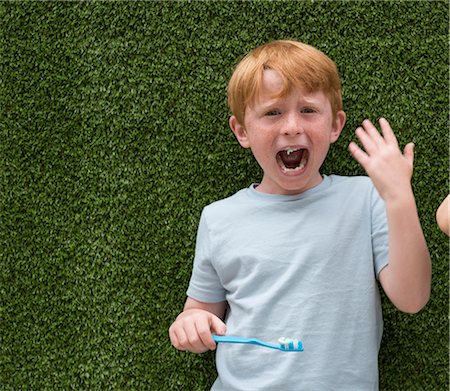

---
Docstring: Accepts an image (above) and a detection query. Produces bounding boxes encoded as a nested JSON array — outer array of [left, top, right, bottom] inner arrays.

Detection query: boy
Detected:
[[169, 40, 431, 390]]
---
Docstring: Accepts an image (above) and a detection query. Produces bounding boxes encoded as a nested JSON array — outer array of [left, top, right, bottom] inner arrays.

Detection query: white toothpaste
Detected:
[[278, 337, 300, 349]]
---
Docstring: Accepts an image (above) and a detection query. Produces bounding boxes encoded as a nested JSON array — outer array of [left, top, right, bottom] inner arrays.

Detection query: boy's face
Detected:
[[230, 69, 346, 195]]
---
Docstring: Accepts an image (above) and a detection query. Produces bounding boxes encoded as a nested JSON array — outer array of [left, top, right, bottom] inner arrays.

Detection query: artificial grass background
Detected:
[[1, 1, 448, 389]]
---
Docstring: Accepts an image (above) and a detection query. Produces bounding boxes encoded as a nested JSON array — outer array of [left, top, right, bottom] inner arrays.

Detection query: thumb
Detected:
[[403, 142, 414, 165], [210, 314, 227, 336]]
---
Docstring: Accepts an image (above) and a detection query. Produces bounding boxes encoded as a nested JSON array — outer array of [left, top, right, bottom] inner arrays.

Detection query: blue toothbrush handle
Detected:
[[212, 335, 304, 352], [212, 335, 278, 349], [213, 335, 256, 344]]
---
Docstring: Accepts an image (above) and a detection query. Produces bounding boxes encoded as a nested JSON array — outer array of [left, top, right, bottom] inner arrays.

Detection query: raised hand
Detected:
[[348, 118, 414, 202]]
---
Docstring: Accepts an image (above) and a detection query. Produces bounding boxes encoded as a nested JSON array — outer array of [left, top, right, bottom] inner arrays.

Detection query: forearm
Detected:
[[183, 297, 227, 319], [349, 118, 431, 313], [436, 195, 449, 235], [380, 190, 431, 313]]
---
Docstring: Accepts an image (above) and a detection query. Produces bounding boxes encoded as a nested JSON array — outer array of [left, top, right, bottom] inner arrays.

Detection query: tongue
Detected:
[[279, 150, 303, 169]]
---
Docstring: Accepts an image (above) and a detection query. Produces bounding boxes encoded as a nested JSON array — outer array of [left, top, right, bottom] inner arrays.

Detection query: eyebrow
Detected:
[[259, 96, 321, 108]]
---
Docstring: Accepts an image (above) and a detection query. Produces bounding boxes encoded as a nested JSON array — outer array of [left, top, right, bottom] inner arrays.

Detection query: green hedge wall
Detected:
[[1, 1, 448, 390]]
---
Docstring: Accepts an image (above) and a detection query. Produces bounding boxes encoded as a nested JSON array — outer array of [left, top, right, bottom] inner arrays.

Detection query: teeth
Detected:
[[280, 149, 308, 173], [281, 162, 306, 173]]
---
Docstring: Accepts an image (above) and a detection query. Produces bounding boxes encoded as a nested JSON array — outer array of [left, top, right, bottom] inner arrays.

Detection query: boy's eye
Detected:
[[301, 107, 316, 113], [265, 109, 281, 116]]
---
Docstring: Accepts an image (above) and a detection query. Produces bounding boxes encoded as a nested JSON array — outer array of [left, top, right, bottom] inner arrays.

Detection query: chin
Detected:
[[279, 173, 322, 195]]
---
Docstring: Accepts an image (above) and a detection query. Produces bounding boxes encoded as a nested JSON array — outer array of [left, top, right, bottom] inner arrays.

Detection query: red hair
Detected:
[[227, 40, 343, 124]]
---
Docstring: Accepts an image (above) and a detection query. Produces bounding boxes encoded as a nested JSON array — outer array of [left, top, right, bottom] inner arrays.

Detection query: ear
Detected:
[[330, 110, 346, 143], [229, 116, 251, 149]]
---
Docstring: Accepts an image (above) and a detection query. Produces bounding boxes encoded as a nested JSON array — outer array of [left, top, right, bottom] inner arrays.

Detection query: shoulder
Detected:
[[327, 174, 375, 194], [328, 174, 372, 186], [201, 187, 250, 222], [205, 187, 248, 208], [325, 175, 383, 211]]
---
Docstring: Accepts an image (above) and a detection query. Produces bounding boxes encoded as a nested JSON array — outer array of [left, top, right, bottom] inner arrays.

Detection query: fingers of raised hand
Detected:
[[403, 142, 415, 165], [355, 124, 379, 156], [353, 118, 402, 159], [348, 141, 369, 167], [378, 117, 399, 146], [348, 118, 414, 200], [356, 118, 399, 152], [356, 119, 387, 152], [362, 119, 384, 145]]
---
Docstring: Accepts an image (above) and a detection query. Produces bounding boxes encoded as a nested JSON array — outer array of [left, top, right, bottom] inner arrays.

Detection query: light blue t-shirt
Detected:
[[187, 175, 388, 391]]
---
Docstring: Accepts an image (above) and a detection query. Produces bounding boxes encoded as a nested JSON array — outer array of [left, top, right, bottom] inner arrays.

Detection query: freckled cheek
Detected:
[[309, 128, 333, 143], [253, 148, 272, 163], [249, 146, 274, 169]]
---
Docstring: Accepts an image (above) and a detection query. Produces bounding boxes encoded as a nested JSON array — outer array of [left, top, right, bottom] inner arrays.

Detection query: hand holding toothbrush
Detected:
[[169, 298, 227, 353]]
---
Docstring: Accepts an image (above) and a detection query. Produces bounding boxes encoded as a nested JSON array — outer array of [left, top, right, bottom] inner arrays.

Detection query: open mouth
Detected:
[[276, 147, 309, 172]]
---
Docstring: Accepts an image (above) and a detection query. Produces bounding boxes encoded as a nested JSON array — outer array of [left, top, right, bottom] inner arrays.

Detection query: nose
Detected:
[[281, 112, 303, 136]]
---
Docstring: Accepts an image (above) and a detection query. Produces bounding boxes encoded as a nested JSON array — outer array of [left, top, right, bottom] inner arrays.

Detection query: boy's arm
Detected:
[[169, 297, 227, 353], [436, 195, 449, 236], [349, 118, 431, 313]]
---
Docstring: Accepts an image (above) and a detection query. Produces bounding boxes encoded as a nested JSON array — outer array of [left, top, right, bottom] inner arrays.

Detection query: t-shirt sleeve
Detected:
[[370, 185, 389, 278], [186, 209, 226, 303]]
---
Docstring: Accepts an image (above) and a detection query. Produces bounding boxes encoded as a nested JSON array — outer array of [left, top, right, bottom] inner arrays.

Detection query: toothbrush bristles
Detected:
[[278, 337, 300, 350]]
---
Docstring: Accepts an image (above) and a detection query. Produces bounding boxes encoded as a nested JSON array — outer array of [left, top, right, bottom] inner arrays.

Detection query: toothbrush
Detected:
[[212, 335, 303, 352]]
